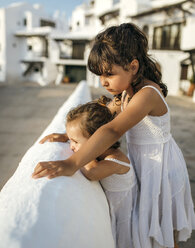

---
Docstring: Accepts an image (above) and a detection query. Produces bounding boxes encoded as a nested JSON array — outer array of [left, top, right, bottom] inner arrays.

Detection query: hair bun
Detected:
[[97, 95, 112, 106]]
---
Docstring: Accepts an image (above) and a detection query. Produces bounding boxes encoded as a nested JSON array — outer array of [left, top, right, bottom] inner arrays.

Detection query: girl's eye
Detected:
[[107, 73, 113, 76], [70, 139, 77, 144]]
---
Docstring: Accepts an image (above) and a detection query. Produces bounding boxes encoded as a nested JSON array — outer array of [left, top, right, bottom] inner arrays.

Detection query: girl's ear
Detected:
[[129, 59, 139, 75]]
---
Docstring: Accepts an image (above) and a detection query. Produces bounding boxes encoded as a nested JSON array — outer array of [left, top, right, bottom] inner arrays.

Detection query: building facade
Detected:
[[0, 2, 66, 85], [0, 0, 194, 98], [69, 0, 195, 96]]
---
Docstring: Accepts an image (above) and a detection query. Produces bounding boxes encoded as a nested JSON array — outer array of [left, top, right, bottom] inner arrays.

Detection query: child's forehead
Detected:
[[66, 120, 83, 136], [89, 55, 113, 75], [66, 115, 87, 130], [66, 118, 81, 126], [98, 62, 113, 74]]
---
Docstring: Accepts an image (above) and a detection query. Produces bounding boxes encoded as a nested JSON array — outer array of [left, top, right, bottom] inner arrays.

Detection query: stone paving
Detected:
[[0, 82, 77, 189], [0, 82, 195, 247]]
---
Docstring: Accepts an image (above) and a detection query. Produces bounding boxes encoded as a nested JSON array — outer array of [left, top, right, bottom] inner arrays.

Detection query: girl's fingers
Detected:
[[48, 172, 58, 179], [32, 168, 52, 179], [33, 162, 45, 175], [39, 135, 50, 144], [48, 166, 64, 179], [39, 133, 57, 144], [33, 162, 53, 176], [32, 160, 66, 179]]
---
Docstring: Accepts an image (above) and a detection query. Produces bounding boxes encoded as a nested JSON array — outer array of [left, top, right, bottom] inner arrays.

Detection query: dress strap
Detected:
[[142, 85, 169, 110], [105, 157, 130, 167]]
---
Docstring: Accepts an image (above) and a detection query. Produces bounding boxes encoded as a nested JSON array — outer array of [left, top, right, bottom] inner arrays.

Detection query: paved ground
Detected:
[[0, 82, 77, 189], [0, 82, 195, 247]]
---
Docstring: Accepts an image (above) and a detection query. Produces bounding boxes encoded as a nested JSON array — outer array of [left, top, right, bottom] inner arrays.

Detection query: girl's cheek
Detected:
[[76, 144, 83, 152]]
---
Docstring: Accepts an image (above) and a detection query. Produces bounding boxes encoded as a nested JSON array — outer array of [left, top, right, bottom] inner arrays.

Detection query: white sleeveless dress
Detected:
[[100, 158, 138, 248], [124, 85, 195, 248]]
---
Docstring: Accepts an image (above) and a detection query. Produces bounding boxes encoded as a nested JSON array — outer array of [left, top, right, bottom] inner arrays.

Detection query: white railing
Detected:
[[0, 81, 114, 248]]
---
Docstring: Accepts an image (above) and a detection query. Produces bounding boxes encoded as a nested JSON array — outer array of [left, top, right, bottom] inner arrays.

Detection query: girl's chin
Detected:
[[107, 90, 122, 95]]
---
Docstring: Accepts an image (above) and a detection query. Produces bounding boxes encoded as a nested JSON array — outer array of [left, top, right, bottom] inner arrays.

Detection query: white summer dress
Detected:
[[100, 158, 138, 248], [124, 85, 195, 248]]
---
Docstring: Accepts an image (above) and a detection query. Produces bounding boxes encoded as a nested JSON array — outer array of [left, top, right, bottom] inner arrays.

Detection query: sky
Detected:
[[0, 0, 86, 19]]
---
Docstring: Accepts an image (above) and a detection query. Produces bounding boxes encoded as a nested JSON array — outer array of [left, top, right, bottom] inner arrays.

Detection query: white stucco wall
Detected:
[[4, 3, 44, 83], [120, 0, 151, 22], [0, 81, 115, 248], [71, 5, 87, 31], [5, 5, 27, 83], [2, 2, 57, 84], [151, 50, 188, 95], [181, 16, 195, 51]]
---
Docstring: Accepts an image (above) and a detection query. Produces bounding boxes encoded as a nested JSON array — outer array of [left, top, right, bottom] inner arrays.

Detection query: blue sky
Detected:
[[0, 0, 86, 19]]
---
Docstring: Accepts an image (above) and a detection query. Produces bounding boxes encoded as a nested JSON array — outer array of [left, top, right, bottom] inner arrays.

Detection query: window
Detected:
[[40, 19, 56, 28], [34, 67, 40, 72], [143, 25, 149, 37], [28, 45, 32, 51], [85, 16, 90, 25], [90, 1, 95, 7], [23, 18, 27, 26], [66, 65, 86, 83], [180, 64, 188, 80], [72, 41, 85, 59], [113, 0, 120, 5], [153, 23, 182, 50]]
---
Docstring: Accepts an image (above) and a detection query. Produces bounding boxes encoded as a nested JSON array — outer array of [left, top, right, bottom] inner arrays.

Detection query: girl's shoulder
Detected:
[[122, 82, 164, 109], [138, 80, 168, 100], [140, 82, 164, 95], [104, 149, 130, 175], [130, 82, 169, 117], [104, 148, 130, 165]]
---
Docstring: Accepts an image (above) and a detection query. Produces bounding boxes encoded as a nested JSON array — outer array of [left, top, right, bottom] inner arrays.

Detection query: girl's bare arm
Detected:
[[80, 160, 129, 181], [32, 88, 161, 178], [67, 87, 156, 168]]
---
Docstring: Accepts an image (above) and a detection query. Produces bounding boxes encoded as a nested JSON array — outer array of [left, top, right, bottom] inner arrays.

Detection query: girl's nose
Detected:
[[100, 76, 109, 87], [70, 143, 75, 152]]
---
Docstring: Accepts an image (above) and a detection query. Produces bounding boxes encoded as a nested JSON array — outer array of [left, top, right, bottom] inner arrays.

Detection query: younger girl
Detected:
[[33, 23, 195, 247], [33, 97, 138, 248]]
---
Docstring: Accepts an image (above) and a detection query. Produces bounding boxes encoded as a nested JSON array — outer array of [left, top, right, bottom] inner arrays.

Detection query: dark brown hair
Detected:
[[88, 22, 168, 97], [66, 96, 120, 149]]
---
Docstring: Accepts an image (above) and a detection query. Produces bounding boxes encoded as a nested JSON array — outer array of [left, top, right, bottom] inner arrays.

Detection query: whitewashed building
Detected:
[[68, 0, 195, 96], [0, 0, 194, 94], [129, 0, 195, 95], [0, 2, 67, 85]]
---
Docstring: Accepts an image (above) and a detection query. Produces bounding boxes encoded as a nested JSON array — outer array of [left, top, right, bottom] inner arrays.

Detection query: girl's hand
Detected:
[[39, 133, 68, 144], [32, 159, 77, 179]]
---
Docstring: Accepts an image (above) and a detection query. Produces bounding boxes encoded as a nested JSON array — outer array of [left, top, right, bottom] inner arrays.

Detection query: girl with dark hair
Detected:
[[33, 23, 195, 248]]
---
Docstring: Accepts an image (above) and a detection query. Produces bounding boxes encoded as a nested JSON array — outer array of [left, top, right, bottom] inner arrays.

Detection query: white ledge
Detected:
[[0, 81, 114, 248]]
